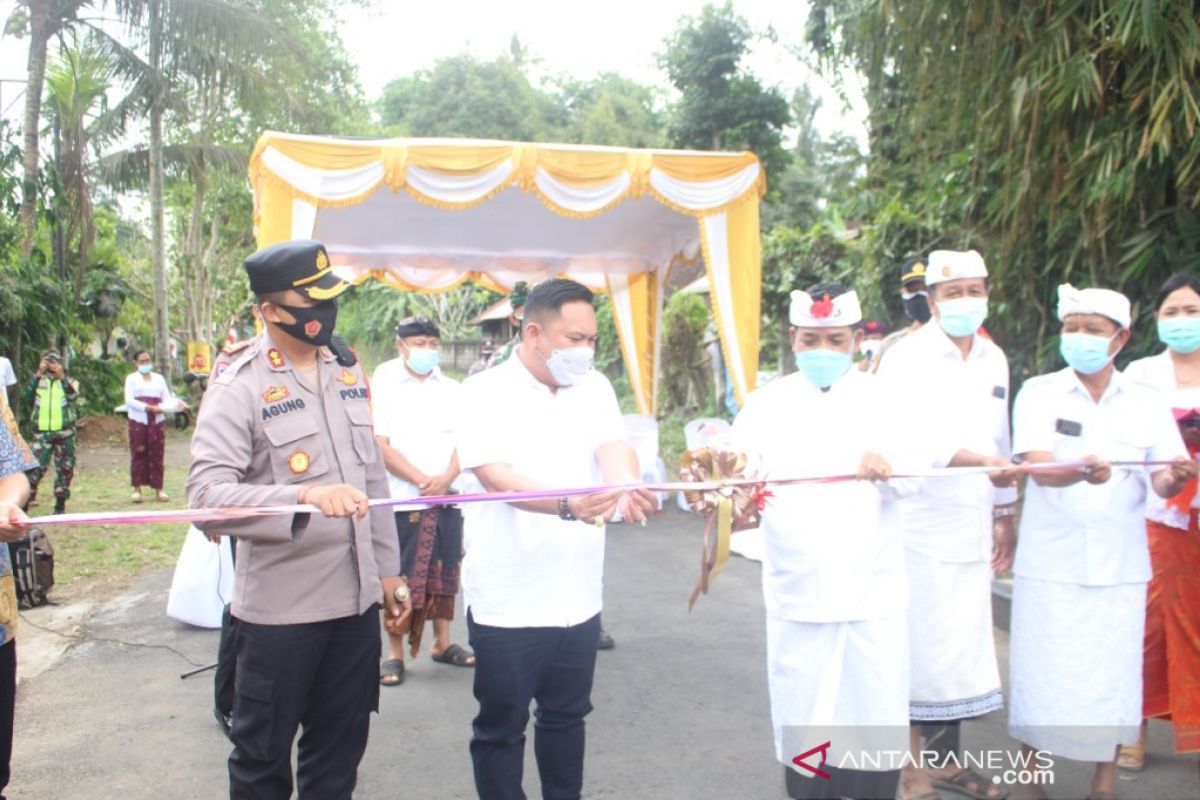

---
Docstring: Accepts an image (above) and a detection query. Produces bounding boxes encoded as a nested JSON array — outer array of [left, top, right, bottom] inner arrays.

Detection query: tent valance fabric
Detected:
[[248, 131, 763, 413]]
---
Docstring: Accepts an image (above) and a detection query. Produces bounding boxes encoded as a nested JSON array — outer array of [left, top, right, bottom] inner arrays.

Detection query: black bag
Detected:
[[8, 528, 55, 608]]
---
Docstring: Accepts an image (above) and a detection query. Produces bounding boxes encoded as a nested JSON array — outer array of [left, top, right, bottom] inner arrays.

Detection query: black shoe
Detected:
[[214, 707, 233, 741], [53, 502, 65, 515], [597, 627, 615, 651]]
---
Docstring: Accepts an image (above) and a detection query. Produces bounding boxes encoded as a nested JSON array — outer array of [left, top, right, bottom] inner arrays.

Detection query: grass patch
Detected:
[[40, 428, 191, 587]]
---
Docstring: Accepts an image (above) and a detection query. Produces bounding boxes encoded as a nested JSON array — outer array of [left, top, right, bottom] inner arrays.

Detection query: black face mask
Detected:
[[271, 300, 338, 347], [902, 292, 932, 324]]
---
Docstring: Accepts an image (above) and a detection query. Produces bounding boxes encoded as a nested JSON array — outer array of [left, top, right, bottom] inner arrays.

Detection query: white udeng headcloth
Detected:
[[789, 289, 863, 327], [926, 249, 988, 286], [1056, 284, 1132, 329]]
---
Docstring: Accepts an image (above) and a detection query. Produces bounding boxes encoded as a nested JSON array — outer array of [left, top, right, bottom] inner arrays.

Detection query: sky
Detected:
[[0, 0, 867, 143]]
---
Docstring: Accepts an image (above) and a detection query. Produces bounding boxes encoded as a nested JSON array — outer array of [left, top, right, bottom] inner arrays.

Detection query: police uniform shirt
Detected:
[[186, 332, 400, 625], [1012, 367, 1187, 586]]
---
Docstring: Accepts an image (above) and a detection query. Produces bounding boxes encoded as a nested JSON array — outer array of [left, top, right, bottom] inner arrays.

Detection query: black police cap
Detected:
[[244, 240, 350, 301]]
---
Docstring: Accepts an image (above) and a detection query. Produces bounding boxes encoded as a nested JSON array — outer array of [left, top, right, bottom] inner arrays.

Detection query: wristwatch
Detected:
[[557, 497, 577, 521]]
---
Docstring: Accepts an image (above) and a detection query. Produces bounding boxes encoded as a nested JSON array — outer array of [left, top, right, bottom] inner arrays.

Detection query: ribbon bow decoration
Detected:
[[680, 447, 768, 610]]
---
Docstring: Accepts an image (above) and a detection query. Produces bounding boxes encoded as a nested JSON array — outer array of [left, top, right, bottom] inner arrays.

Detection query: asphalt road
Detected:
[[10, 507, 1200, 799]]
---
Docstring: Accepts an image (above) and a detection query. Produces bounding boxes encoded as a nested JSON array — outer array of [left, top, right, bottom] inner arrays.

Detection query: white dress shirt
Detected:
[[0, 357, 15, 388], [730, 369, 952, 623], [1126, 351, 1200, 526], [370, 359, 463, 501], [1012, 367, 1187, 586], [456, 353, 625, 628], [876, 322, 1017, 562]]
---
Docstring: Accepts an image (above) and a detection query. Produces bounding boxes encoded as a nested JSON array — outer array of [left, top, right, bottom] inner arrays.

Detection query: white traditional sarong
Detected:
[[1008, 576, 1145, 761], [768, 612, 910, 774], [906, 549, 1003, 720]]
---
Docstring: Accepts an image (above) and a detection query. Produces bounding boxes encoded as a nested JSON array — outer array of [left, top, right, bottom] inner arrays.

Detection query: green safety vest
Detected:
[[35, 379, 66, 432]]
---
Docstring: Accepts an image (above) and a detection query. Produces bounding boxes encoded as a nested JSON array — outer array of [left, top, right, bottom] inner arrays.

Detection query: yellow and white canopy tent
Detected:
[[247, 132, 763, 413]]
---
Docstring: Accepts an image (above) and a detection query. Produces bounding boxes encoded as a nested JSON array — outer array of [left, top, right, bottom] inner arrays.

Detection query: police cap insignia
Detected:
[[243, 240, 349, 302]]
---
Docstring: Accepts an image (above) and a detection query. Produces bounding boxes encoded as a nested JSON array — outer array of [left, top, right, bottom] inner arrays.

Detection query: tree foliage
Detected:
[[660, 2, 791, 184], [808, 0, 1200, 375]]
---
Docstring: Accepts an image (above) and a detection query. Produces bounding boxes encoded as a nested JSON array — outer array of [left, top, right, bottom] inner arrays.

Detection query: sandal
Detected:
[[155, 490, 170, 502], [379, 658, 405, 686], [934, 769, 1008, 800], [131, 491, 143, 504], [431, 643, 475, 667], [1116, 741, 1144, 771]]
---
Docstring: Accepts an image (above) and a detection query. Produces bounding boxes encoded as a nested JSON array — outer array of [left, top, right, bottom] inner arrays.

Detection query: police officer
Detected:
[[187, 239, 409, 799]]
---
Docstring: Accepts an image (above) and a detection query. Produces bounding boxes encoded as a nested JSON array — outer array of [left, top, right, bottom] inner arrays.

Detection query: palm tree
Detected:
[[43, 39, 112, 302], [11, 0, 91, 260]]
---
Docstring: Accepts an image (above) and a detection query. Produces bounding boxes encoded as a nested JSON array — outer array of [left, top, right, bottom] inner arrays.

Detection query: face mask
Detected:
[[859, 340, 880, 360], [271, 300, 338, 347], [1158, 317, 1200, 354], [1060, 332, 1117, 375], [901, 291, 931, 324], [935, 296, 988, 338], [794, 347, 852, 389], [137, 364, 152, 375], [544, 345, 594, 386], [405, 347, 439, 375]]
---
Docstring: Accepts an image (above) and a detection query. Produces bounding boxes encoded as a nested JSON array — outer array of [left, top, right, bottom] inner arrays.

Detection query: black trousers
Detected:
[[0, 640, 14, 800], [467, 610, 600, 800], [215, 539, 238, 715], [785, 764, 900, 800], [229, 606, 381, 800], [215, 604, 237, 715]]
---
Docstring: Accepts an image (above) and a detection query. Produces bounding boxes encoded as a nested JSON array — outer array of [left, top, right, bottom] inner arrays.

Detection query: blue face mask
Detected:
[[1158, 317, 1200, 354], [404, 347, 439, 375], [1060, 332, 1117, 375], [935, 296, 989, 338], [137, 363, 152, 375], [794, 347, 852, 389]]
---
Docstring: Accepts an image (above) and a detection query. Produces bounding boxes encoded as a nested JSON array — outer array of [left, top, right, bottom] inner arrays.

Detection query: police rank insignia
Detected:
[[337, 369, 358, 386], [288, 451, 311, 474], [262, 386, 289, 403], [267, 348, 286, 368]]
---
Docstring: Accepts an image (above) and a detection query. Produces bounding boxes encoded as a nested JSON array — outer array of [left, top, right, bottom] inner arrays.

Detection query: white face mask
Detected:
[[859, 340, 880, 360], [544, 345, 594, 386]]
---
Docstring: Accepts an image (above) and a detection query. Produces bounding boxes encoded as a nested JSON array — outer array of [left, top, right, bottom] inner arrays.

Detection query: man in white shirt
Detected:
[[875, 249, 1017, 800], [456, 278, 657, 800], [1008, 285, 1195, 800], [372, 316, 472, 686], [729, 282, 1007, 800]]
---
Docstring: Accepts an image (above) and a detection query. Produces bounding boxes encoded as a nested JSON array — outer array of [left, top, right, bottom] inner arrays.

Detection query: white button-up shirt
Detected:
[[1012, 367, 1186, 586], [370, 359, 463, 501], [456, 353, 625, 628], [876, 322, 1017, 562], [730, 369, 951, 623]]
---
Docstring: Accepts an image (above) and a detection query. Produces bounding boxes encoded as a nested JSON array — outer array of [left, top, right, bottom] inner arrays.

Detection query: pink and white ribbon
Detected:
[[21, 460, 1179, 528]]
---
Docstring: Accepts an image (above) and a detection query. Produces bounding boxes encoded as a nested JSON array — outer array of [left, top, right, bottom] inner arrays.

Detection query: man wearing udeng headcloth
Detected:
[[187, 239, 409, 799], [729, 281, 1007, 800]]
